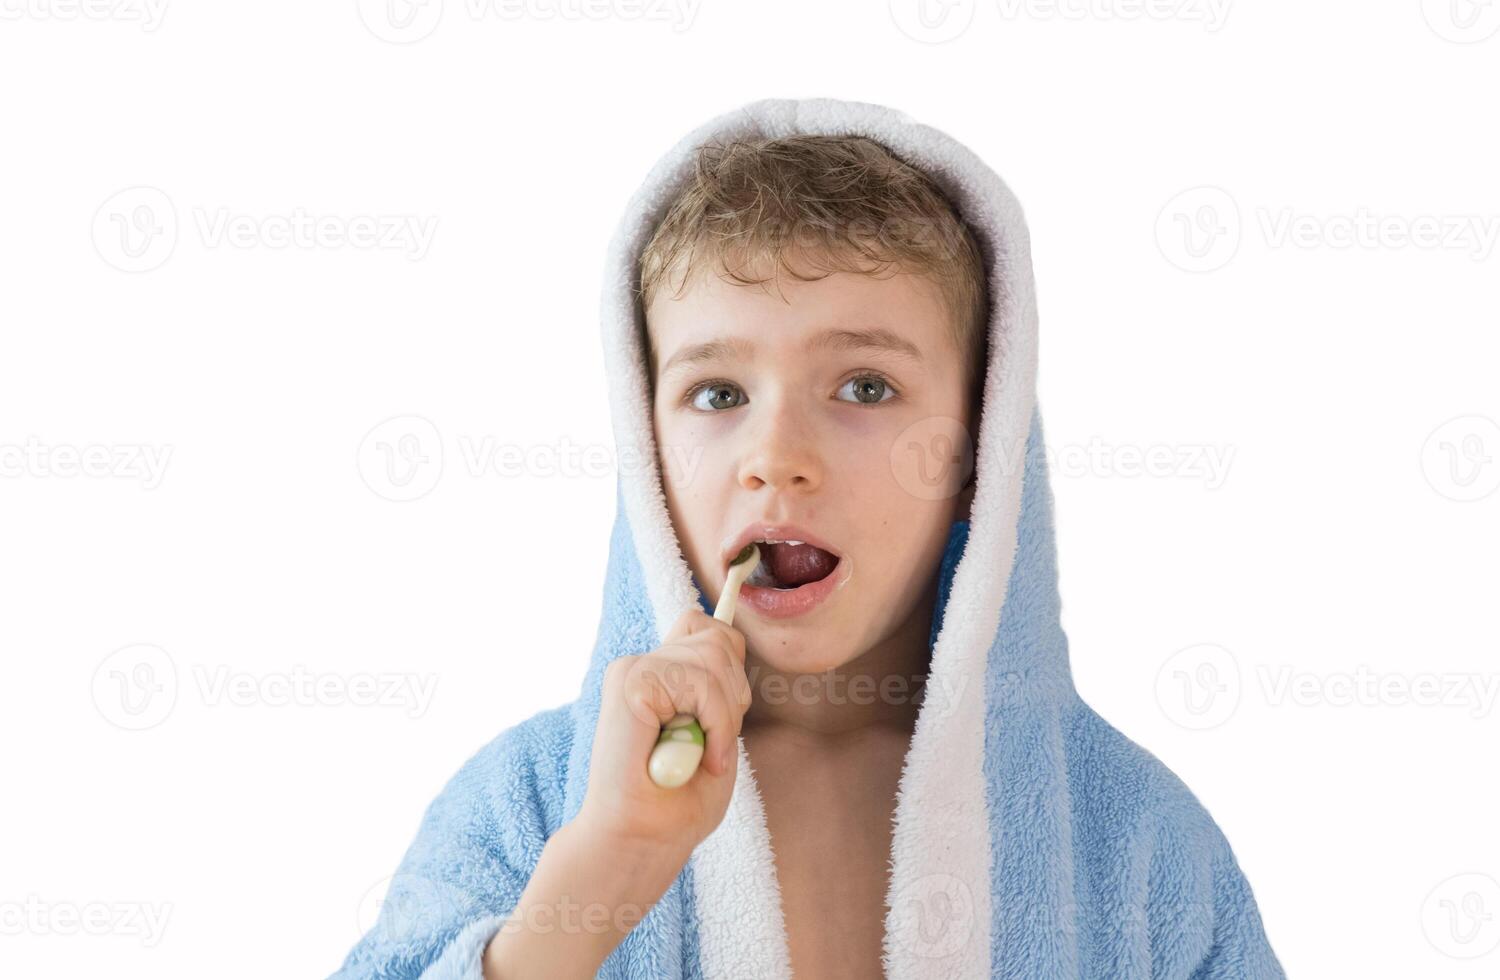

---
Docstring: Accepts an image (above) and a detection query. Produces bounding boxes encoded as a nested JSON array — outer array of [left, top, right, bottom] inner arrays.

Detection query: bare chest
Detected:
[[744, 728, 911, 980]]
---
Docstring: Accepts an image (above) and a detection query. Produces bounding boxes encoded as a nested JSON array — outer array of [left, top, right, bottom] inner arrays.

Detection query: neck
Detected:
[[740, 574, 939, 742]]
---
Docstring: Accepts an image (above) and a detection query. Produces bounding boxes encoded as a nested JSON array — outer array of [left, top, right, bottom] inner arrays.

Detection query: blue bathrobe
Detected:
[[328, 96, 1285, 979]]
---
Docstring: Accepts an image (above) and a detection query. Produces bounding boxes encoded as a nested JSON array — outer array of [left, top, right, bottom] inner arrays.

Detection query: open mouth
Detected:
[[744, 540, 841, 591]]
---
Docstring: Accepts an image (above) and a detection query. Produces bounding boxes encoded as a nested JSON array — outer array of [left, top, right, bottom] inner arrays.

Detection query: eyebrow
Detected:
[[658, 327, 924, 379]]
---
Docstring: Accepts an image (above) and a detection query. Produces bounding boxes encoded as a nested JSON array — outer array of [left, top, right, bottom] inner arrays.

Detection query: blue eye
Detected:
[[688, 381, 745, 412], [837, 374, 897, 405], [683, 373, 899, 412]]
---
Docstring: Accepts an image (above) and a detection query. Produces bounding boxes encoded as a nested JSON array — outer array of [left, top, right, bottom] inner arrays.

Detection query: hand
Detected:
[[576, 608, 753, 856]]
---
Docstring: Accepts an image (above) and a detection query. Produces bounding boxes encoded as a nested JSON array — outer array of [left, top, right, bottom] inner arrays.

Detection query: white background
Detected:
[[2, 1, 1498, 977]]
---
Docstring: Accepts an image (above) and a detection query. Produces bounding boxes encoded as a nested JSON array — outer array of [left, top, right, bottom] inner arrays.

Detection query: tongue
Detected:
[[762, 542, 837, 587]]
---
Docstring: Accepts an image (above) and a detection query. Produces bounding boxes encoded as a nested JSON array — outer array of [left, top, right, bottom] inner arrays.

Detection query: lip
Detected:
[[720, 521, 845, 568], [720, 521, 849, 621], [737, 551, 852, 620]]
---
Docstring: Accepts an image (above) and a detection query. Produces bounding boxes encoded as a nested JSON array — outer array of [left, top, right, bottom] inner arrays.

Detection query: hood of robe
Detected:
[[567, 96, 1074, 979]]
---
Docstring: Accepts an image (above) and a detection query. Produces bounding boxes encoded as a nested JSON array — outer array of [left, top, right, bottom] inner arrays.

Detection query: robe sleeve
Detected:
[[326, 718, 561, 980], [1189, 837, 1285, 980]]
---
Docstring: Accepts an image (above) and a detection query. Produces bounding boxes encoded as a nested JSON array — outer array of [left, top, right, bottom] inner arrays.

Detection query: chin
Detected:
[[746, 629, 854, 677]]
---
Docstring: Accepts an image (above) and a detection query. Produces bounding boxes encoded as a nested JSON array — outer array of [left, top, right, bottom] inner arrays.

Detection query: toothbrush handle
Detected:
[[646, 595, 739, 789], [647, 713, 706, 789]]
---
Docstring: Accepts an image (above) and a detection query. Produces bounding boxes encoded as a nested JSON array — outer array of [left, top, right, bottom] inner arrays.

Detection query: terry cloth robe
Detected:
[[328, 96, 1286, 979]]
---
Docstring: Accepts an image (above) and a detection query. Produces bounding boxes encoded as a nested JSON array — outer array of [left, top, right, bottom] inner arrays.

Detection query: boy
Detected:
[[330, 97, 1284, 979]]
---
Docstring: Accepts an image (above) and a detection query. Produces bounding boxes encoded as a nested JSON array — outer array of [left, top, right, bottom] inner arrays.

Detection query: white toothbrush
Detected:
[[647, 543, 760, 789]]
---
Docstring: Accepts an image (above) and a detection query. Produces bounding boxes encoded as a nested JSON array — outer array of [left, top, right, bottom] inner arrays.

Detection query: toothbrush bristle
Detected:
[[730, 543, 759, 568]]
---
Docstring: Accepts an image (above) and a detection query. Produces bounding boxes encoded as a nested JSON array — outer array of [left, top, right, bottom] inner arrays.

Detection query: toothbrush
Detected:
[[647, 543, 761, 789]]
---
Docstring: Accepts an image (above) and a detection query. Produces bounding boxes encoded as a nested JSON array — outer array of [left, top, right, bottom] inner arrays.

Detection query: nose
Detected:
[[735, 395, 823, 494]]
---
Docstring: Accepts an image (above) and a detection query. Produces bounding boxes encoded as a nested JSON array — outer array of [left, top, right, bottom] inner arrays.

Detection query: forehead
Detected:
[[648, 265, 956, 379]]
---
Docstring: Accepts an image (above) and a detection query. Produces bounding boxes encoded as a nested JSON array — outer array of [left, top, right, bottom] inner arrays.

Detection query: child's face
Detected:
[[648, 257, 977, 676]]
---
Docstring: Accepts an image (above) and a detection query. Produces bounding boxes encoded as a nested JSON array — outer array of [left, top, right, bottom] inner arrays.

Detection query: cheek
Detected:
[[654, 413, 728, 498], [883, 413, 974, 504], [825, 409, 971, 504], [652, 404, 689, 487], [838, 420, 965, 575]]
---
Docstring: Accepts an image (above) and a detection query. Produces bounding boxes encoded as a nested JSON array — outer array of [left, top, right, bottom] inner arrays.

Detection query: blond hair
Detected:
[[636, 134, 989, 400]]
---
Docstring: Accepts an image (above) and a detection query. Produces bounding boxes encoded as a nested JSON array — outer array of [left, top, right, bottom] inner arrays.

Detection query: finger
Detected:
[[622, 657, 735, 777], [699, 633, 752, 718], [682, 612, 748, 670], [649, 639, 750, 742], [673, 662, 737, 779], [696, 675, 738, 778], [662, 607, 704, 645]]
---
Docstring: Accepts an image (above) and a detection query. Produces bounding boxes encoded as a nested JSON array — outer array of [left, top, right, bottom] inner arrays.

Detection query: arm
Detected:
[[481, 814, 691, 979]]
